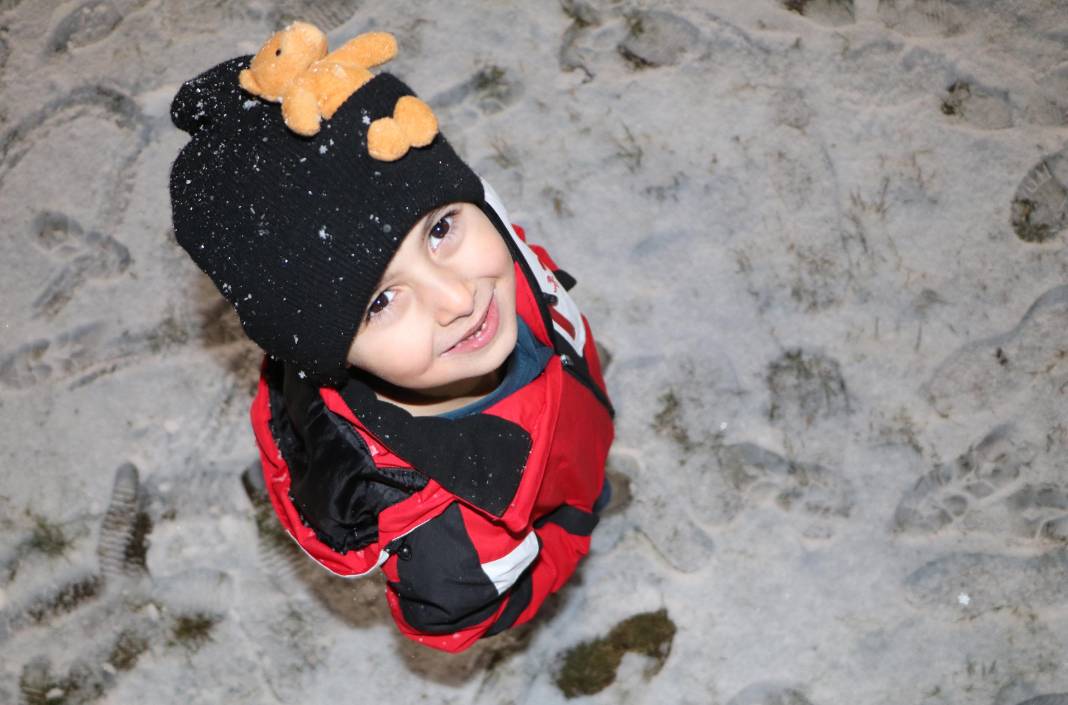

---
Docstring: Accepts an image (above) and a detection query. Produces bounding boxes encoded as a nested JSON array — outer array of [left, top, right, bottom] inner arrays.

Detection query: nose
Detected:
[[422, 267, 475, 326]]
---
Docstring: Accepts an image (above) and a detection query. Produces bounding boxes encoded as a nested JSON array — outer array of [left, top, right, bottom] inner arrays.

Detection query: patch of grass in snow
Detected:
[[560, 0, 599, 28], [471, 64, 521, 113], [490, 136, 519, 169], [766, 348, 851, 426], [652, 389, 694, 453], [542, 186, 573, 217], [27, 514, 72, 557], [555, 609, 676, 698], [474, 65, 506, 95], [19, 655, 107, 705], [782, 0, 854, 18], [610, 124, 643, 173], [941, 80, 969, 116], [20, 658, 67, 705], [169, 612, 220, 651], [1012, 197, 1057, 243], [109, 627, 150, 671]]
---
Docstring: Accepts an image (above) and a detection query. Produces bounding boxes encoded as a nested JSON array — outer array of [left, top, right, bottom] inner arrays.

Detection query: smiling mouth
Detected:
[[442, 293, 499, 356]]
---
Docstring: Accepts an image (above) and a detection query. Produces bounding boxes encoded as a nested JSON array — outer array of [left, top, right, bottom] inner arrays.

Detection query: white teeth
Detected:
[[451, 309, 490, 351], [468, 317, 488, 341], [466, 322, 486, 342]]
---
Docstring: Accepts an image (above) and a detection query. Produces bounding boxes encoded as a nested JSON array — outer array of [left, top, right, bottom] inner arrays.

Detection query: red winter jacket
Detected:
[[249, 196, 614, 652]]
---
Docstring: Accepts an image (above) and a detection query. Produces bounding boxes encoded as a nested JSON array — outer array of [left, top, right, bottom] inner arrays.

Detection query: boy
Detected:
[[169, 22, 614, 652]]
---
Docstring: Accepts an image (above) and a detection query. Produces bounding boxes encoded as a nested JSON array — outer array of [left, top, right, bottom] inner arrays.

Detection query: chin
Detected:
[[431, 316, 517, 396]]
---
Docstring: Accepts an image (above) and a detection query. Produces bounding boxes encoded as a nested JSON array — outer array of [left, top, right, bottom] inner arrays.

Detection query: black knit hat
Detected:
[[169, 55, 484, 384]]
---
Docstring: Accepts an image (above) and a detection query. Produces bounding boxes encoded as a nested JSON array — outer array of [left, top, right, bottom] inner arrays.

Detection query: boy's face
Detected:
[[346, 202, 518, 399]]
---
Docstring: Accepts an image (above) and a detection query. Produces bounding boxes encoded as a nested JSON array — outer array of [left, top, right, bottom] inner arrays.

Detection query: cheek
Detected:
[[499, 261, 517, 303], [492, 240, 514, 272], [476, 243, 516, 293], [349, 319, 435, 383], [380, 349, 429, 383]]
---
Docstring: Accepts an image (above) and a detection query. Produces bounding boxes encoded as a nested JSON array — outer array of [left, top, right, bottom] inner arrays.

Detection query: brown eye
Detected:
[[427, 210, 458, 252], [275, 48, 282, 57], [366, 290, 395, 320], [429, 216, 451, 239]]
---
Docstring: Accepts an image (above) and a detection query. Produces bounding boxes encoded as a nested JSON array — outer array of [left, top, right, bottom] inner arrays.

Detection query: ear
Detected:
[[394, 96, 437, 148], [281, 21, 328, 65], [367, 117, 408, 161]]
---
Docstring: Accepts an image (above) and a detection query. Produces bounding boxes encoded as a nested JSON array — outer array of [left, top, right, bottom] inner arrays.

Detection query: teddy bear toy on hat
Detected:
[[238, 21, 438, 161], [238, 21, 392, 135]]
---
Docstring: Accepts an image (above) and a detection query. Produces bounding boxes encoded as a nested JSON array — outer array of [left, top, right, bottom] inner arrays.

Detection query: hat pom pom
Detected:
[[171, 56, 250, 136]]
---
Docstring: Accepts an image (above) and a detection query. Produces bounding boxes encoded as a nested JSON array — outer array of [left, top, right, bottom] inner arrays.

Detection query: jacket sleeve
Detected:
[[380, 499, 599, 652]]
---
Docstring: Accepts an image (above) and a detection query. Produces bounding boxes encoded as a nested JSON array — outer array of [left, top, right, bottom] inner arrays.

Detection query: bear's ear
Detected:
[[394, 96, 437, 148], [366, 96, 439, 161], [279, 21, 328, 64], [367, 117, 407, 161]]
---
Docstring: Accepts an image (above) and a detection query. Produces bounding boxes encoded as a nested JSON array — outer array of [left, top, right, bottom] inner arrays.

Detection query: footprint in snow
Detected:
[[690, 442, 855, 540], [5, 464, 229, 705], [1014, 696, 1068, 705], [940, 80, 1014, 129], [877, 0, 964, 37], [30, 211, 131, 320], [273, 0, 362, 33], [48, 0, 123, 53], [1011, 153, 1068, 244], [617, 10, 701, 69], [922, 285, 1068, 420], [0, 315, 197, 391], [893, 424, 1068, 542], [905, 547, 1068, 609]]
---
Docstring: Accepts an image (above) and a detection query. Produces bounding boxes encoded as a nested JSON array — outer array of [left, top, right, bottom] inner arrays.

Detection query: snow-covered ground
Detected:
[[2, 0, 1067, 703]]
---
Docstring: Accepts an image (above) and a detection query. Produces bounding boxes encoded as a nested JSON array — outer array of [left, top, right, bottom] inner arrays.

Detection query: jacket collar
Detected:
[[336, 370, 531, 517]]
